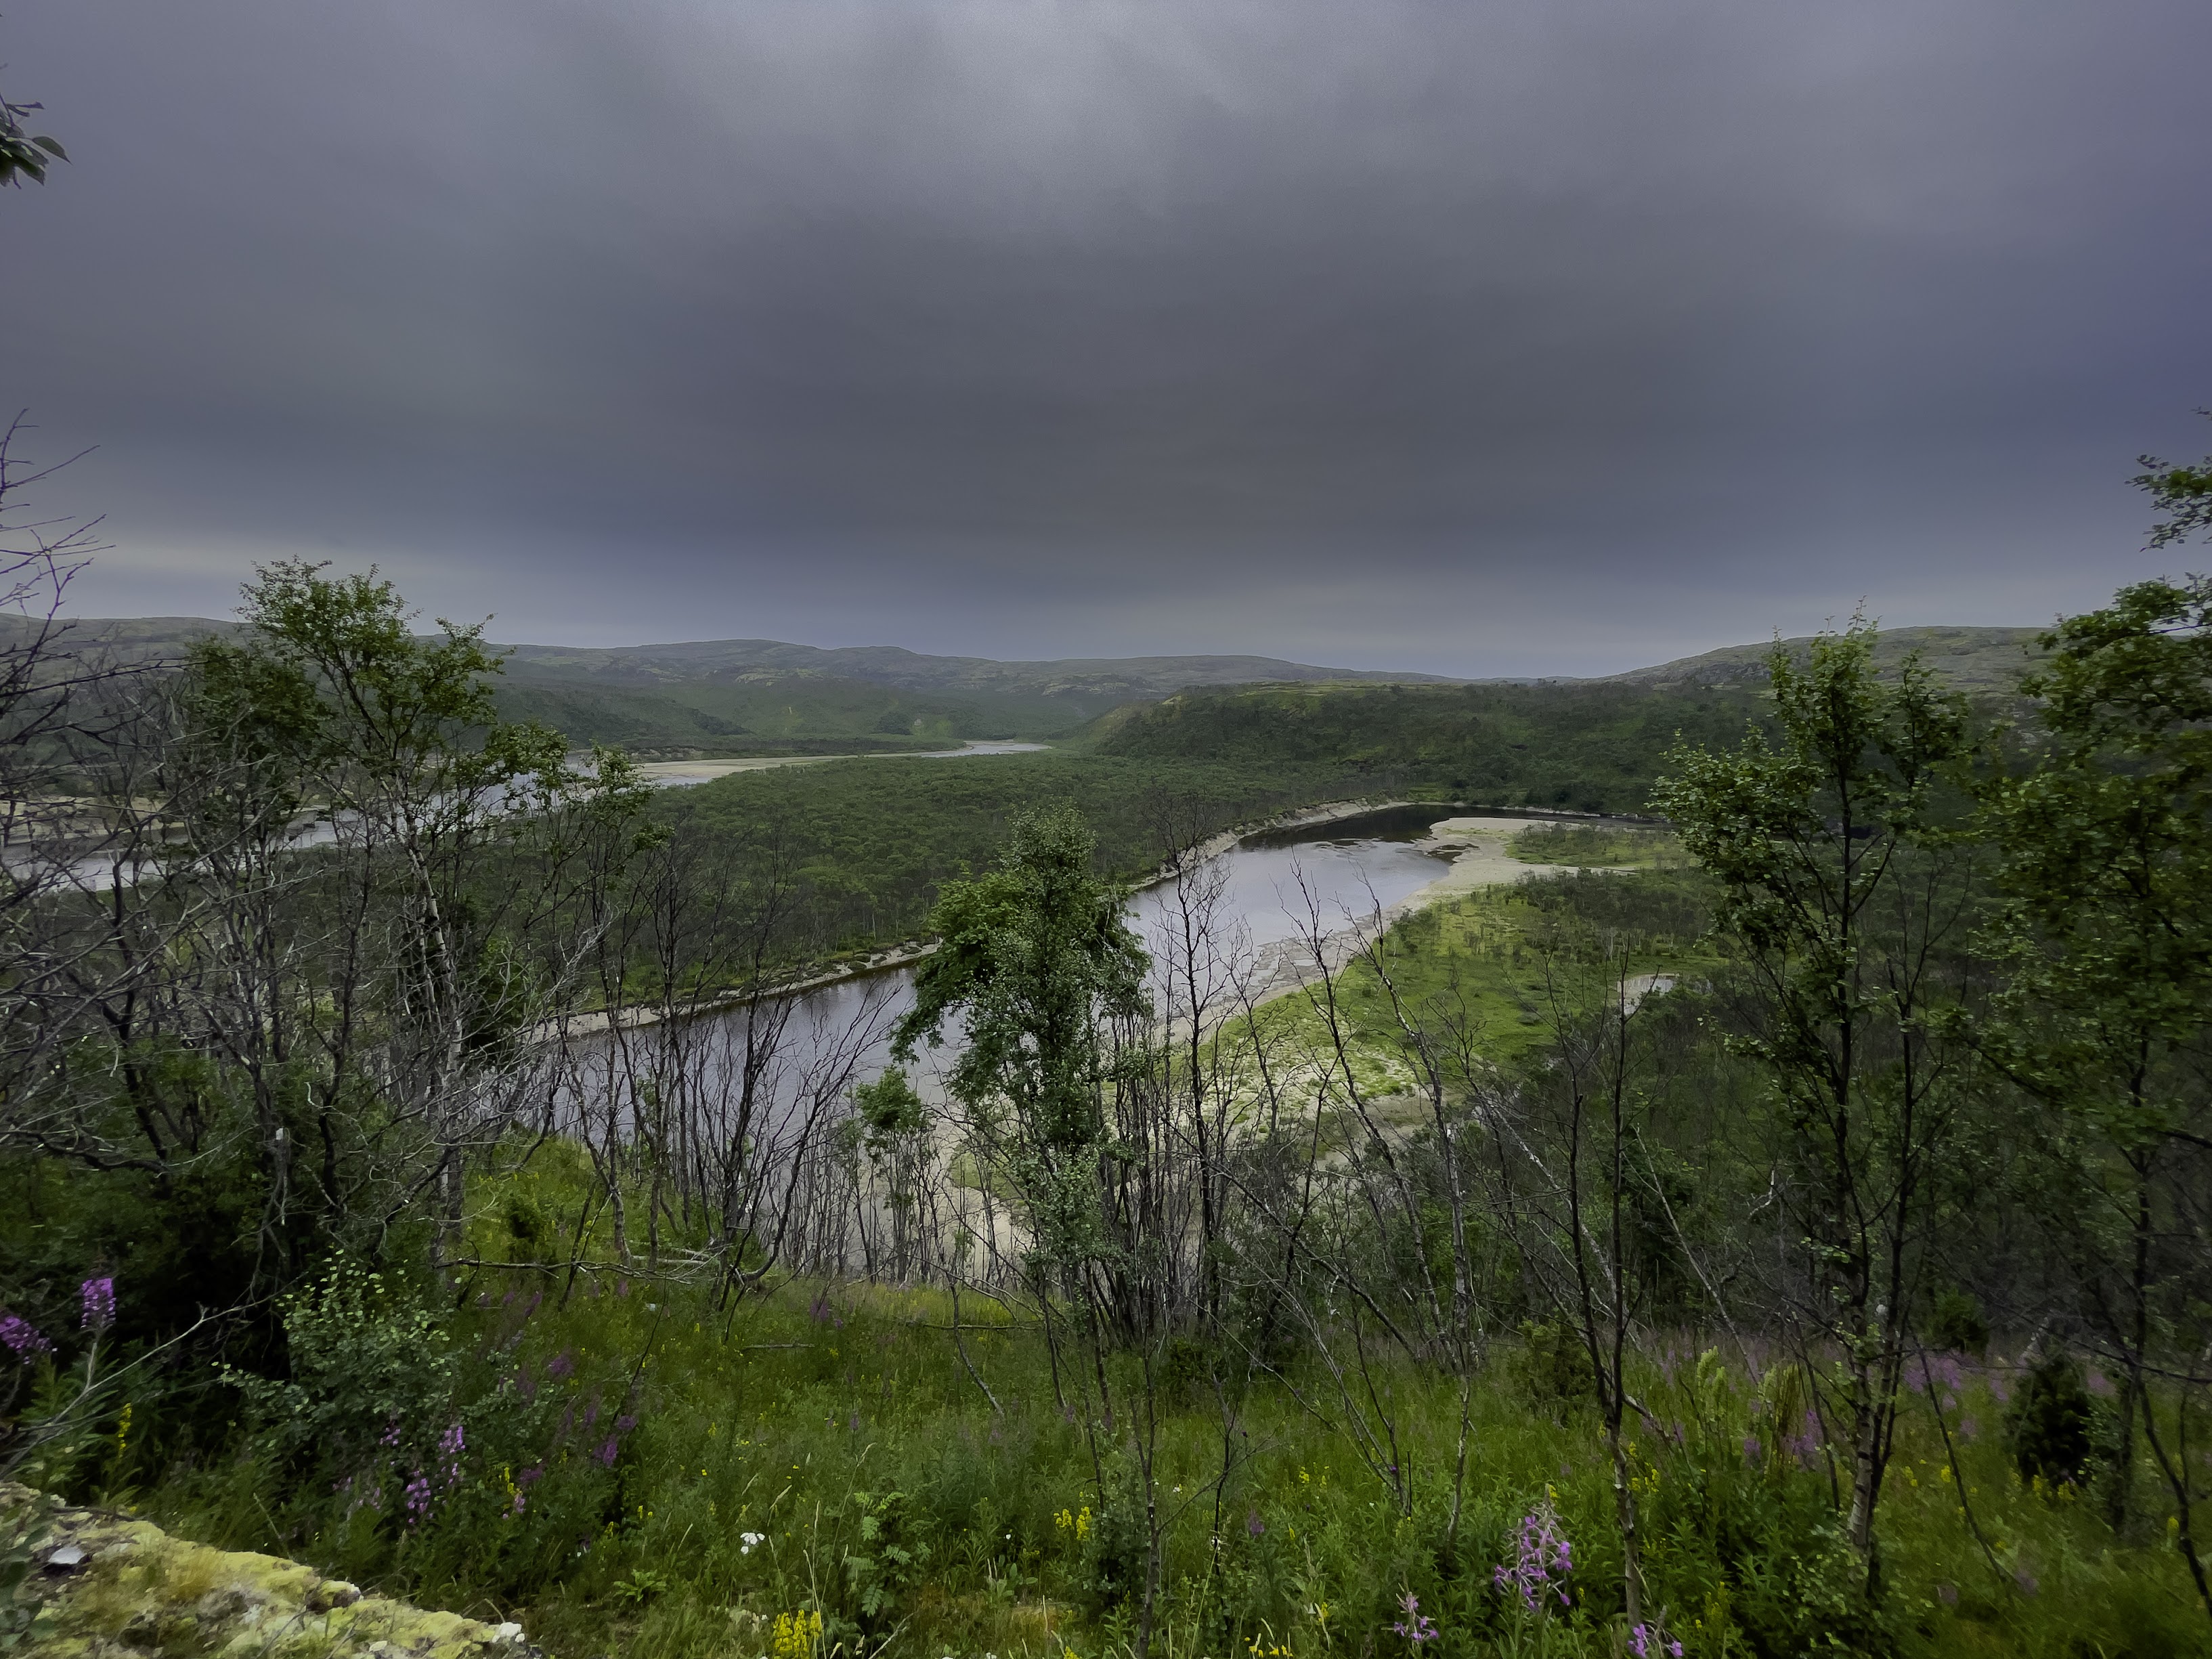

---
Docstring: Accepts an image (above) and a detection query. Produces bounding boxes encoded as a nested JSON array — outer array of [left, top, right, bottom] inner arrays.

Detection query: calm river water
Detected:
[[665, 803, 1548, 1114]]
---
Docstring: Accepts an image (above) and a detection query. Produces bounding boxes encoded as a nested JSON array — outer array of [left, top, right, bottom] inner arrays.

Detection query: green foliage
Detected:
[[1506, 823, 1685, 869], [842, 1488, 930, 1624], [2133, 417, 2212, 549], [1511, 1319, 1597, 1414], [2005, 1352, 2098, 1489], [896, 804, 1147, 1271], [1928, 1290, 1989, 1359], [1093, 679, 1766, 813], [660, 749, 1333, 967], [224, 1263, 460, 1471], [0, 91, 66, 188], [494, 667, 1091, 755], [0, 1506, 59, 1652], [854, 1070, 928, 1150]]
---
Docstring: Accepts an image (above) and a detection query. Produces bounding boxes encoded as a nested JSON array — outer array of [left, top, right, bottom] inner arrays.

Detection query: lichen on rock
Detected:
[[2, 1482, 542, 1657]]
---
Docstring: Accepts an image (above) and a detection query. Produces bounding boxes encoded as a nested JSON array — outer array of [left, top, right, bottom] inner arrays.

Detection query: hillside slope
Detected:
[[1601, 624, 2045, 693], [2, 617, 1456, 753], [1086, 680, 1766, 814], [492, 637, 1456, 702]]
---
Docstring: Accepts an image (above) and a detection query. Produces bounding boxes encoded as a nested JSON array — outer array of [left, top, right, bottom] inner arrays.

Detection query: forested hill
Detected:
[[1084, 680, 1766, 815], [1599, 623, 2045, 693], [1, 614, 1458, 756], [5, 615, 2033, 762], [493, 636, 1456, 699]]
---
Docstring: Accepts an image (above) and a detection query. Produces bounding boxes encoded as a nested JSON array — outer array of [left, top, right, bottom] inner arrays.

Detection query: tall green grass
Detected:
[[109, 1161, 2209, 1659]]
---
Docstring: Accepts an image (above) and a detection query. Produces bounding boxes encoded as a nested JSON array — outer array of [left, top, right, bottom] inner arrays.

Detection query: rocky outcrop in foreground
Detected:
[[2, 1482, 540, 1657]]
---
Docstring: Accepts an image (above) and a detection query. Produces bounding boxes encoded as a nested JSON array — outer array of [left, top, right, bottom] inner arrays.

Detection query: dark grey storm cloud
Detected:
[[6, 1, 2210, 673]]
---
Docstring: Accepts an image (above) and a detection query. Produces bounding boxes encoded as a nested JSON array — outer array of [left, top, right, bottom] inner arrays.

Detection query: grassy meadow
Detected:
[[93, 1163, 2207, 1659]]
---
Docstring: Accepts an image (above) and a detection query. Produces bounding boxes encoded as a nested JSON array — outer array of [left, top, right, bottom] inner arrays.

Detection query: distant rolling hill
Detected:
[[5, 617, 1456, 756], [3, 616, 2047, 764], [1597, 624, 2047, 695]]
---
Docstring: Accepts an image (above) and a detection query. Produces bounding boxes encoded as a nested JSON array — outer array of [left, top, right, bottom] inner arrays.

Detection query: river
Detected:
[[618, 803, 1636, 1125]]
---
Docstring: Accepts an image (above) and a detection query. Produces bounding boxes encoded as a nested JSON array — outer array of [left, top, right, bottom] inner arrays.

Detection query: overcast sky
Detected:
[[6, 1, 2209, 675]]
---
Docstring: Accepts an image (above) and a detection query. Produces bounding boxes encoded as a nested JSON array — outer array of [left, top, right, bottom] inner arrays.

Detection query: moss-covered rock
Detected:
[[1, 1482, 541, 1658]]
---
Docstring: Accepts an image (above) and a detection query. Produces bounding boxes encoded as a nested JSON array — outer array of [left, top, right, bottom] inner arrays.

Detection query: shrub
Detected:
[[2004, 1350, 2096, 1488]]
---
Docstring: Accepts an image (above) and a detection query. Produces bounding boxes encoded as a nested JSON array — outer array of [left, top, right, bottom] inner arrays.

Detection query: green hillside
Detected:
[[492, 666, 1082, 756], [665, 750, 1337, 958], [1602, 622, 2046, 693], [1083, 679, 1767, 814]]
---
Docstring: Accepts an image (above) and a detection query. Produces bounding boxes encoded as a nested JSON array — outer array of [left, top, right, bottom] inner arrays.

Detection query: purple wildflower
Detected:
[[1493, 1504, 1573, 1614], [546, 1350, 575, 1379], [1629, 1621, 1684, 1658], [596, 1437, 620, 1467], [2087, 1370, 2115, 1398], [438, 1423, 465, 1486], [615, 1414, 637, 1434], [1246, 1511, 1265, 1538], [1958, 1415, 1979, 1442], [0, 1311, 49, 1361], [404, 1471, 434, 1526], [80, 1277, 116, 1332], [1391, 1592, 1437, 1645], [1743, 1434, 1763, 1463], [1787, 1408, 1823, 1467]]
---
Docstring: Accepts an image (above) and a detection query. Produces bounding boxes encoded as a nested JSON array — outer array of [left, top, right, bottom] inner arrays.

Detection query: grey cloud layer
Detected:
[[7, 0, 2209, 671]]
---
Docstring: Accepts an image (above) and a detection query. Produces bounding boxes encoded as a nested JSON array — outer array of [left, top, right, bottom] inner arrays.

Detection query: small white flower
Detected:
[[739, 1530, 766, 1554]]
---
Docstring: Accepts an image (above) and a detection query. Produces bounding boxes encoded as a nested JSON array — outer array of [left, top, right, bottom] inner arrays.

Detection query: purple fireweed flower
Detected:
[[1246, 1511, 1265, 1537], [404, 1471, 433, 1526], [615, 1414, 637, 1434], [546, 1350, 575, 1379], [1629, 1622, 1684, 1658], [0, 1311, 50, 1360], [438, 1423, 464, 1486], [1934, 1354, 1964, 1392], [81, 1277, 115, 1332], [1391, 1593, 1437, 1644], [1787, 1408, 1823, 1467], [1494, 1504, 1573, 1614], [1958, 1415, 1979, 1442], [1743, 1435, 1763, 1463], [596, 1438, 620, 1467]]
